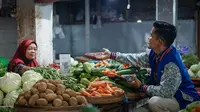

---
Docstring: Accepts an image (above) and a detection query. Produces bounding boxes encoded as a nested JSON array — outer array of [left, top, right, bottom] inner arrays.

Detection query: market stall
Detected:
[[0, 53, 151, 112]]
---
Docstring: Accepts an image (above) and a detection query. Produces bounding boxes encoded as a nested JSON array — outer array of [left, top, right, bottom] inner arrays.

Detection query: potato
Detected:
[[39, 92, 46, 98], [18, 91, 25, 98], [38, 79, 48, 83], [53, 80, 63, 84], [24, 91, 32, 99], [76, 96, 88, 105], [69, 97, 78, 106], [36, 98, 48, 106], [31, 87, 39, 95], [28, 94, 39, 106], [65, 89, 77, 97], [53, 98, 62, 107], [56, 84, 65, 95], [62, 101, 69, 106], [46, 93, 57, 102], [45, 89, 54, 94], [33, 82, 40, 88], [49, 80, 62, 85], [18, 96, 27, 106], [57, 95, 63, 101], [62, 94, 70, 101], [38, 82, 47, 92], [47, 83, 56, 92]]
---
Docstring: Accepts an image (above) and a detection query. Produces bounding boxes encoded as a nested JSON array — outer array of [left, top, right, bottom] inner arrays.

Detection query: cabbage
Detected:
[[71, 57, 78, 66], [0, 72, 21, 93], [0, 90, 4, 106], [188, 69, 196, 78], [22, 70, 43, 84], [190, 64, 200, 73], [22, 79, 37, 91], [197, 70, 200, 78], [3, 89, 22, 107]]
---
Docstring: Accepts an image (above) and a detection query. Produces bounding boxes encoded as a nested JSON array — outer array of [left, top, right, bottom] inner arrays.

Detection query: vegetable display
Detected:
[[16, 79, 88, 107]]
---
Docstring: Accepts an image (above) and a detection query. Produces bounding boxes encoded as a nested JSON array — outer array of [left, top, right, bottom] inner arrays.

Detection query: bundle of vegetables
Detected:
[[16, 79, 88, 107], [32, 67, 62, 80], [179, 101, 200, 112], [116, 67, 150, 84], [63, 62, 105, 92], [80, 78, 124, 97], [61, 76, 89, 92], [188, 63, 200, 78]]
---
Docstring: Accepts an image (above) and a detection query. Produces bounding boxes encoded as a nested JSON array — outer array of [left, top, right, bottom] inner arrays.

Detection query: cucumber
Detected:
[[116, 67, 140, 75]]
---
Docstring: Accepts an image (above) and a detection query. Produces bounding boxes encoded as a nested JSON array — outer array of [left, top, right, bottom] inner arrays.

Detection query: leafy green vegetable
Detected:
[[79, 73, 91, 79], [0, 107, 16, 112], [182, 54, 199, 67], [0, 72, 21, 93], [0, 62, 7, 77], [80, 78, 91, 86]]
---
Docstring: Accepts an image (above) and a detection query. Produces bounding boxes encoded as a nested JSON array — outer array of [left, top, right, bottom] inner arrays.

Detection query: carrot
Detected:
[[91, 91, 101, 96], [111, 87, 119, 90], [80, 90, 91, 97], [106, 83, 114, 93], [97, 89, 104, 94], [103, 89, 112, 94], [90, 81, 106, 87], [90, 87, 97, 91], [101, 94, 113, 97]]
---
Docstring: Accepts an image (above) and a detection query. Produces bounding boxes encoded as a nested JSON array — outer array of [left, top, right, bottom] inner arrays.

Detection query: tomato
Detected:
[[195, 104, 200, 112]]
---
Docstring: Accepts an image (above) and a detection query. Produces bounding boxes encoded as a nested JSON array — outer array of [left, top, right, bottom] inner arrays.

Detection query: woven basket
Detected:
[[86, 94, 125, 104], [14, 104, 84, 112], [126, 92, 146, 100]]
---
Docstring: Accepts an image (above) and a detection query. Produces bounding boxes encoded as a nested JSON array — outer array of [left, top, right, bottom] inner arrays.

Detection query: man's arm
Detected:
[[111, 52, 150, 68], [145, 62, 182, 98]]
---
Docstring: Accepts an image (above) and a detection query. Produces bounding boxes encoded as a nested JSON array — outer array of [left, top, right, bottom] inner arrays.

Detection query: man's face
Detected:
[[148, 27, 161, 50]]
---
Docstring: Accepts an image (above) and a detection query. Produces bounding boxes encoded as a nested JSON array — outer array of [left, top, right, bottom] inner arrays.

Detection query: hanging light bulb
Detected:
[[127, 0, 131, 9]]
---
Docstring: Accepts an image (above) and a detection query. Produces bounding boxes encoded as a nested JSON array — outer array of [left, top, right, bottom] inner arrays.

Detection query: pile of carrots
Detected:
[[80, 79, 124, 97], [102, 68, 117, 77], [95, 60, 111, 67]]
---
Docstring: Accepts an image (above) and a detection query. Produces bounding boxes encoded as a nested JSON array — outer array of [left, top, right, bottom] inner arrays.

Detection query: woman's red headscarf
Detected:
[[8, 39, 38, 72]]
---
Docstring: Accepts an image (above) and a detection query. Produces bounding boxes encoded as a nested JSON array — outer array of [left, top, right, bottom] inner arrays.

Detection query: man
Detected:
[[98, 21, 200, 112]]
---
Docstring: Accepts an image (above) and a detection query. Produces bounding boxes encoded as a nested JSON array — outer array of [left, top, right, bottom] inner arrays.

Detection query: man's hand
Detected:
[[95, 48, 111, 60], [129, 75, 142, 89]]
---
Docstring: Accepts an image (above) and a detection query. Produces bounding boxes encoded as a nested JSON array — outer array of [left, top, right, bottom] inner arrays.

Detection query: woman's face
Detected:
[[25, 43, 37, 60]]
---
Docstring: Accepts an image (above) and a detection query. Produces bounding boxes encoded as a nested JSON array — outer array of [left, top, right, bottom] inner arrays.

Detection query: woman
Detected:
[[7, 39, 38, 75]]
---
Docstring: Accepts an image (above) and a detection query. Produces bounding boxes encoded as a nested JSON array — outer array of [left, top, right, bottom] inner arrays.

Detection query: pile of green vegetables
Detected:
[[0, 107, 16, 112], [31, 67, 62, 80], [182, 54, 199, 68], [0, 62, 7, 77], [62, 62, 105, 92]]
